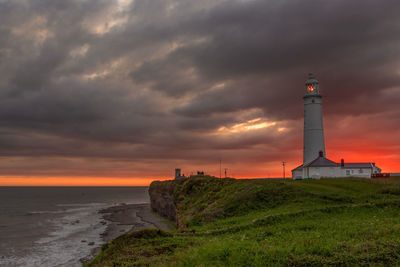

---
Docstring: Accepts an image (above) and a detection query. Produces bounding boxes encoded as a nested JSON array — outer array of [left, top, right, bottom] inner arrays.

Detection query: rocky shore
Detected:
[[81, 203, 172, 264]]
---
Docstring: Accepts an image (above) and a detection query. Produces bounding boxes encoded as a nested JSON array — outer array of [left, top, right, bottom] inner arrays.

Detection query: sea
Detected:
[[0, 186, 149, 267]]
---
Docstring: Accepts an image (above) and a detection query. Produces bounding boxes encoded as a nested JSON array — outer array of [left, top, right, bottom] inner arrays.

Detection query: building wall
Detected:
[[339, 167, 372, 178], [297, 166, 373, 179], [303, 95, 325, 165], [175, 168, 181, 179], [372, 165, 381, 174], [305, 166, 339, 178], [292, 169, 302, 179]]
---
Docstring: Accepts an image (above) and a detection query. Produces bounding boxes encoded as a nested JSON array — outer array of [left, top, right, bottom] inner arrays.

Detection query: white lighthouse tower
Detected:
[[292, 74, 382, 179], [303, 73, 325, 165]]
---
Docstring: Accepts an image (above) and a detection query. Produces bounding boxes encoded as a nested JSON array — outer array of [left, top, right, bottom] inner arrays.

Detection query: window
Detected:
[[351, 170, 354, 174], [359, 169, 363, 174], [346, 170, 350, 175]]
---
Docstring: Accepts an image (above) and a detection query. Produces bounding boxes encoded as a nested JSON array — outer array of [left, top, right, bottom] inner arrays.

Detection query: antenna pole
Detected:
[[219, 159, 222, 178], [282, 161, 286, 179]]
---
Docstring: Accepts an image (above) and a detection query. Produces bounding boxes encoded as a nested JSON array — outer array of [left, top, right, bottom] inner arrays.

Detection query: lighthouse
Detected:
[[291, 74, 381, 179], [303, 73, 325, 165]]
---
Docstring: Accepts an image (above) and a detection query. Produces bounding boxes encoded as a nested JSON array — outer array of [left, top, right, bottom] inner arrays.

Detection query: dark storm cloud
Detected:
[[0, 0, 399, 177], [151, 0, 400, 118]]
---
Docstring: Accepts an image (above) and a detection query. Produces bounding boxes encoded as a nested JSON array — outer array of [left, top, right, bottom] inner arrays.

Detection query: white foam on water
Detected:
[[56, 203, 109, 207], [0, 203, 111, 267]]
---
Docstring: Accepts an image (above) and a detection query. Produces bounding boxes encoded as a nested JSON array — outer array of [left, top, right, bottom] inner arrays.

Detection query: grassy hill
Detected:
[[87, 176, 400, 266]]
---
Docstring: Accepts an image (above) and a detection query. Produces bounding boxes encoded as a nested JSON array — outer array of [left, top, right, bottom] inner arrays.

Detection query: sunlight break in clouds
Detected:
[[217, 118, 277, 134]]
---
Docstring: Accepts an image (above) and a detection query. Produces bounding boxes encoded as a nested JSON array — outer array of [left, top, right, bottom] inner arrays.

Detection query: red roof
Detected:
[[304, 156, 337, 168], [342, 163, 374, 168], [291, 164, 303, 172]]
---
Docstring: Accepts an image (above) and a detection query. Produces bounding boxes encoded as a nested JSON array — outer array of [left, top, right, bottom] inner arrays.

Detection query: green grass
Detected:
[[86, 176, 400, 266]]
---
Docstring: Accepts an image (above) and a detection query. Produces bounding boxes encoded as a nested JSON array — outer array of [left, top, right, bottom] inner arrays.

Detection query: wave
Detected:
[[6, 203, 111, 267]]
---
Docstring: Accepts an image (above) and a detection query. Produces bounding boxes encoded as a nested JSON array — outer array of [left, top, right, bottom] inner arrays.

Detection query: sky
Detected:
[[0, 0, 399, 186]]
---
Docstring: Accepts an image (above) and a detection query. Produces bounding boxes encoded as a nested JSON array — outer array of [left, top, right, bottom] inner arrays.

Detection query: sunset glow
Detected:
[[0, 176, 159, 187], [0, 0, 399, 186]]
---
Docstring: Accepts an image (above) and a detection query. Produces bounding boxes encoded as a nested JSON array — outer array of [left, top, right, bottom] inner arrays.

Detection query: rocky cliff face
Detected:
[[149, 180, 178, 225], [149, 176, 228, 229]]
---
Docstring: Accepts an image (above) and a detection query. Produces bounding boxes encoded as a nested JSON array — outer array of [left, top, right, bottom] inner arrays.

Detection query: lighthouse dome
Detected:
[[305, 73, 319, 85]]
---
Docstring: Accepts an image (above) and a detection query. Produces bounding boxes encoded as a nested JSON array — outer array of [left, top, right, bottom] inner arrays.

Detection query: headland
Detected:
[[86, 175, 400, 266]]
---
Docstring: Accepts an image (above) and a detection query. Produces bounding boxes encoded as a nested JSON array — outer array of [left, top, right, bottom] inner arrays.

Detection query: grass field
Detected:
[[87, 176, 400, 266]]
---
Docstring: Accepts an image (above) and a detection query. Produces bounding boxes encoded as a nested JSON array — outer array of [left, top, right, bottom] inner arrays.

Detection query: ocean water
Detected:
[[0, 187, 149, 267]]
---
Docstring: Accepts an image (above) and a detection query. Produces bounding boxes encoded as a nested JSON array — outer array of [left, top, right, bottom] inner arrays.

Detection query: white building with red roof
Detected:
[[292, 74, 381, 179], [292, 151, 381, 179]]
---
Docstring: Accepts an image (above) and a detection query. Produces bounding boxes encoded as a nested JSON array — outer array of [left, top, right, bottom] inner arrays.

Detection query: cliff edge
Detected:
[[87, 176, 400, 266]]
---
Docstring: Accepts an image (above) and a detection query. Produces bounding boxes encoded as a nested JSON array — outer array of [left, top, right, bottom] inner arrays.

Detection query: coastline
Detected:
[[86, 177, 400, 266], [82, 203, 172, 264]]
